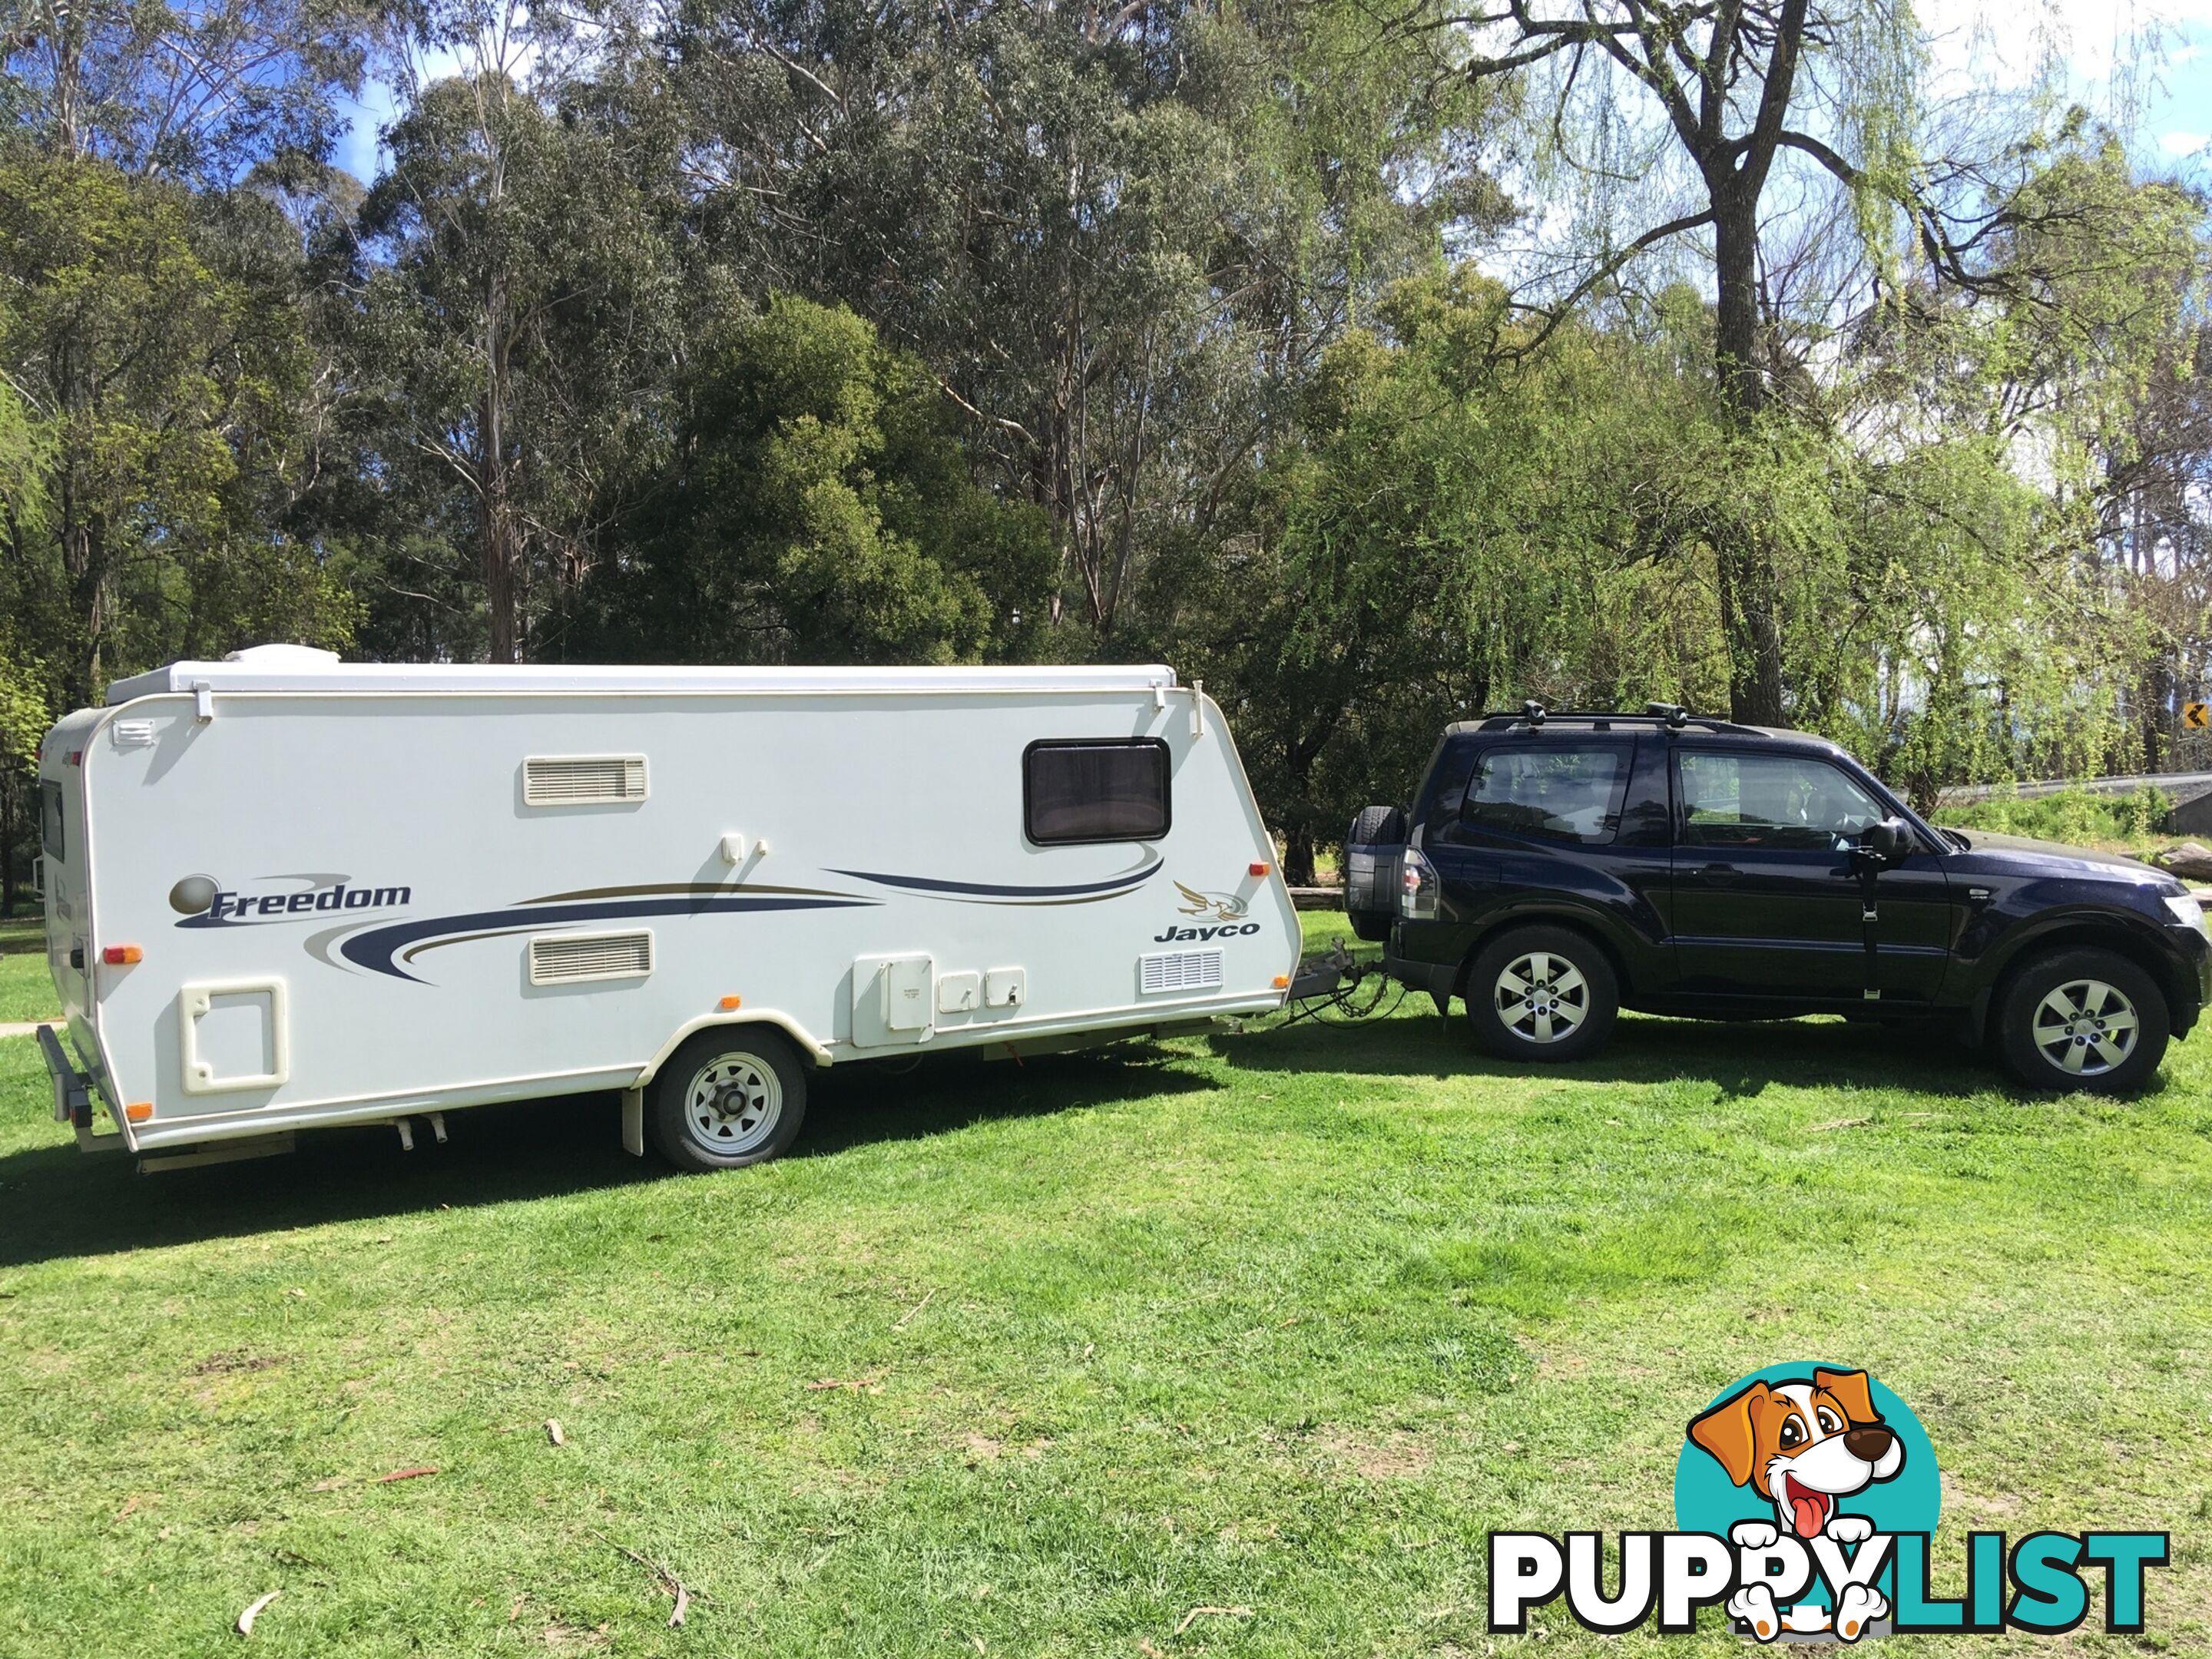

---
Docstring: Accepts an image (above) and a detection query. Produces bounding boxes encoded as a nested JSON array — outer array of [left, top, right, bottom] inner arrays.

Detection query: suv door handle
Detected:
[[1697, 862, 1738, 882]]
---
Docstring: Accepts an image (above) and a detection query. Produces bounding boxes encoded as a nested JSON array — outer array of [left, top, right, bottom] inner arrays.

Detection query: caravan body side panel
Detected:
[[73, 685, 1296, 1147]]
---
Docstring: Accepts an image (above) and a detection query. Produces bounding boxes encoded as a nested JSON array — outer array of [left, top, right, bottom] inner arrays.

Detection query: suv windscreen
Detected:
[[1462, 744, 1631, 845], [1676, 750, 1885, 851]]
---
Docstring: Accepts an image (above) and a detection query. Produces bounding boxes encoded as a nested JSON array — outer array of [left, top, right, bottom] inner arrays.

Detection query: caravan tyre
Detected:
[[652, 1027, 809, 1171]]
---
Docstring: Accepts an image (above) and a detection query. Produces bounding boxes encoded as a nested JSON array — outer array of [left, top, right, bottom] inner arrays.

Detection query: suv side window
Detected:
[[1462, 744, 1631, 846], [1676, 751, 1886, 851]]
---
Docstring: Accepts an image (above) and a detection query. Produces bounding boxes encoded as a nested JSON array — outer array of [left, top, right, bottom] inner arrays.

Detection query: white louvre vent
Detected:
[[528, 929, 654, 985], [1138, 948, 1224, 995], [523, 754, 647, 806]]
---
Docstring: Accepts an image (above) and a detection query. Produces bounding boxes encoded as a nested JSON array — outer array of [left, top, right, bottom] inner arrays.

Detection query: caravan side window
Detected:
[[1025, 740, 1171, 844], [39, 781, 63, 862]]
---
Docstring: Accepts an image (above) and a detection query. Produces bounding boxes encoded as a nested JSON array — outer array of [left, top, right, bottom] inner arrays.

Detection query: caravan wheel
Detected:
[[652, 1027, 809, 1171]]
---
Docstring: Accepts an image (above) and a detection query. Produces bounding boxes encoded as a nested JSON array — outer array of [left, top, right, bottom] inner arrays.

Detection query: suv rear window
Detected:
[[1025, 740, 1171, 844], [1463, 745, 1630, 845]]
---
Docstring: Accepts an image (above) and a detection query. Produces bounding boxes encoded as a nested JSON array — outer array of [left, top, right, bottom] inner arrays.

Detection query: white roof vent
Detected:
[[222, 644, 342, 667]]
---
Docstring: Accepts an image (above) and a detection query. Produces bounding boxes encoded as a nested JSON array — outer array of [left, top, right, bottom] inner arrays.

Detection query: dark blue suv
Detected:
[[1345, 706, 2211, 1094]]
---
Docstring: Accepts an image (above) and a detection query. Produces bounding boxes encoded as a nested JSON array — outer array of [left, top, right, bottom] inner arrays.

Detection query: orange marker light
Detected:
[[1249, 862, 1271, 877], [1272, 974, 1290, 989], [124, 1102, 153, 1122], [719, 995, 743, 1011], [102, 945, 142, 965]]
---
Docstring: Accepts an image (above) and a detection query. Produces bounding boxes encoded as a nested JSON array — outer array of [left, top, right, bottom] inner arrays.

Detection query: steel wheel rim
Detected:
[[2029, 979, 2138, 1078], [1494, 951, 1590, 1045], [683, 1053, 783, 1154]]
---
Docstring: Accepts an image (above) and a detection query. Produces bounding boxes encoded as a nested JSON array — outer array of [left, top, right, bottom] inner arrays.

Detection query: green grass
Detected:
[[0, 949, 58, 1023], [1934, 785, 2174, 859], [2, 911, 2209, 1656]]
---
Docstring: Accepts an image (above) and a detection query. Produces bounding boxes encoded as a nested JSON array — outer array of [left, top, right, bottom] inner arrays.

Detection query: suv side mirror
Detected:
[[1859, 817, 1909, 862]]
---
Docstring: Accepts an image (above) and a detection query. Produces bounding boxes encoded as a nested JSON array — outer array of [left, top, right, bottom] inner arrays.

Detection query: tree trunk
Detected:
[[1708, 191, 1787, 727], [1283, 739, 1318, 886], [479, 264, 520, 664], [2, 779, 16, 921]]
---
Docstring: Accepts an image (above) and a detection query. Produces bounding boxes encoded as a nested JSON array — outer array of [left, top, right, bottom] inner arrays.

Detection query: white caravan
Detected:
[[35, 646, 1297, 1171]]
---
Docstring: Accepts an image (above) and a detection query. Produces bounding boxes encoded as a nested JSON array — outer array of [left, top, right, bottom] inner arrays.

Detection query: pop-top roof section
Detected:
[[106, 645, 1181, 704]]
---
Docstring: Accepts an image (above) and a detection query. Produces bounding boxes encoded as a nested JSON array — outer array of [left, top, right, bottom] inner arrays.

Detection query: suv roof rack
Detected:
[[1466, 701, 1769, 737]]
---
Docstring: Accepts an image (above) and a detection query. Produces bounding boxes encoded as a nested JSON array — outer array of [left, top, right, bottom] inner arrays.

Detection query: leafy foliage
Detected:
[[0, 0, 2208, 895]]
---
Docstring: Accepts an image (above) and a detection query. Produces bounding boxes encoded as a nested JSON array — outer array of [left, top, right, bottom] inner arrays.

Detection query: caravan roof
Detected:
[[106, 645, 1180, 704]]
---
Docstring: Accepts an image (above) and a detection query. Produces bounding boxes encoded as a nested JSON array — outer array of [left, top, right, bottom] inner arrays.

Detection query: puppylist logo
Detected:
[[1488, 1363, 2168, 1642]]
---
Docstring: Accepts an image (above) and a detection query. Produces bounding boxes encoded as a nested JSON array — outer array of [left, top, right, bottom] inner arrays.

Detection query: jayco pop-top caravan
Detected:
[[36, 647, 1298, 1171]]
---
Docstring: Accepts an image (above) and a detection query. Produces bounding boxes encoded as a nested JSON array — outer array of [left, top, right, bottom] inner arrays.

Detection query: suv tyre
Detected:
[[1465, 926, 1619, 1062], [1995, 946, 2168, 1095]]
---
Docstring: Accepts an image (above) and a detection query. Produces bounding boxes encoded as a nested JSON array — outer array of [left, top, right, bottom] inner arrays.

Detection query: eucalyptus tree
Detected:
[[340, 0, 684, 661], [573, 292, 1056, 666], [661, 0, 1502, 638], [0, 0, 368, 181]]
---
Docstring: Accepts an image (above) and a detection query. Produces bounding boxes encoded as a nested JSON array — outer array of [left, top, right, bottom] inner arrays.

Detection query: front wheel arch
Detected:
[[1971, 919, 2193, 1045]]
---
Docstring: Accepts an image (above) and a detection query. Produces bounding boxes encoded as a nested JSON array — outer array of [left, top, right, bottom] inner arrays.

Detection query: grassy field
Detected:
[[1932, 786, 2179, 863], [0, 943, 57, 1023], [2, 911, 2209, 1657]]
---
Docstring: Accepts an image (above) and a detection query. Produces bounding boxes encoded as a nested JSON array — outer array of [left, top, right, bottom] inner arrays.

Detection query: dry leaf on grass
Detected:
[[601, 1535, 697, 1629], [545, 1419, 565, 1446], [236, 1590, 280, 1636], [803, 1375, 882, 1393], [895, 1287, 936, 1328], [1173, 1605, 1253, 1636], [376, 1465, 439, 1483]]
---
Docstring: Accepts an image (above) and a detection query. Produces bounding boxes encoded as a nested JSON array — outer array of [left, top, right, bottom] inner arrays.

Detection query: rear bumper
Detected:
[[38, 1023, 124, 1154], [36, 1023, 88, 1126], [1383, 944, 1457, 1007]]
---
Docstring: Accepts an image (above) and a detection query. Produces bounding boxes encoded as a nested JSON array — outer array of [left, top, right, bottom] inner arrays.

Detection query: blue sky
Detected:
[[2140, 22, 2212, 160], [331, 4, 2212, 185]]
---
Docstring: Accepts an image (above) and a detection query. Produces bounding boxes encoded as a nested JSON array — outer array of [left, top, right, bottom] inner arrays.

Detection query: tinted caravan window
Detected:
[[1025, 740, 1171, 844], [39, 780, 63, 862]]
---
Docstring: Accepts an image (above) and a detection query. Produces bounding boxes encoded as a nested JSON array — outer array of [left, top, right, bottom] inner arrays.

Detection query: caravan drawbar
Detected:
[[36, 647, 1299, 1171]]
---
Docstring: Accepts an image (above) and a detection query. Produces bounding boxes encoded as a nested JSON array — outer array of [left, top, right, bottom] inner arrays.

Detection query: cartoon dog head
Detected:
[[1687, 1368, 1904, 1540]]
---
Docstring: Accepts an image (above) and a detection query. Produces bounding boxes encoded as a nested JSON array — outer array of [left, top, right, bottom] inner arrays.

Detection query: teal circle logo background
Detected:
[[1674, 1363, 1942, 1544]]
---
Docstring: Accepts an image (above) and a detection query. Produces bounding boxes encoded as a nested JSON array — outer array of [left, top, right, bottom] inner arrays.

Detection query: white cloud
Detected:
[[2158, 128, 2210, 152]]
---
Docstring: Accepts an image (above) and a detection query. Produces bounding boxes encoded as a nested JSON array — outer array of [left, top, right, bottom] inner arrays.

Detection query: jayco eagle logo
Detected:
[[1488, 1363, 2167, 1642], [1154, 879, 1262, 942], [170, 873, 412, 926]]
